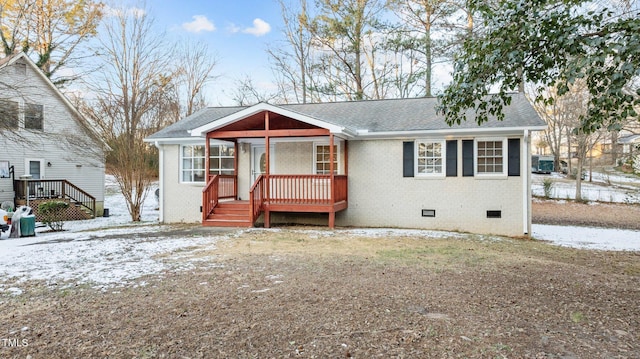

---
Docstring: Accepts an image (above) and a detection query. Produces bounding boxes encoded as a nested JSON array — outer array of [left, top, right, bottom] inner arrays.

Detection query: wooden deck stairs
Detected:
[[203, 200, 252, 227]]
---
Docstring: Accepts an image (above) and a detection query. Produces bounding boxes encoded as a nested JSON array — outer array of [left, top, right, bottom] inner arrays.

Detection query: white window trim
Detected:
[[24, 158, 45, 179], [415, 139, 446, 178], [313, 141, 341, 175], [179, 144, 206, 184], [474, 137, 507, 177]]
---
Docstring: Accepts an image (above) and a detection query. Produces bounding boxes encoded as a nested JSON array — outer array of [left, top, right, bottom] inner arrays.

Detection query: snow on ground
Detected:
[[0, 177, 225, 295], [0, 173, 639, 296], [531, 170, 640, 203], [532, 225, 640, 251]]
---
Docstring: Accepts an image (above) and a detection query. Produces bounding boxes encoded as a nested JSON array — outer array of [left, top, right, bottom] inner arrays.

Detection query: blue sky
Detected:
[[150, 0, 285, 105]]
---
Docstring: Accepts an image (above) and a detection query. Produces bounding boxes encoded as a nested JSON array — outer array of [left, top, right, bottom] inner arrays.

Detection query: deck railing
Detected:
[[14, 179, 96, 217], [202, 175, 237, 220], [207, 174, 347, 225], [333, 175, 348, 203], [249, 175, 265, 223], [268, 174, 348, 205]]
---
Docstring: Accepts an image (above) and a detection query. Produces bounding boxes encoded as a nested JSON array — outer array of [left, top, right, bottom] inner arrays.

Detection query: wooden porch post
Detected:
[[329, 133, 335, 229], [233, 140, 238, 199], [205, 135, 210, 182], [264, 111, 271, 228]]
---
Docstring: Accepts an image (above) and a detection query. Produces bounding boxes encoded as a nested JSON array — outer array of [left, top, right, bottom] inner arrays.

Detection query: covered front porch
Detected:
[[198, 106, 349, 228]]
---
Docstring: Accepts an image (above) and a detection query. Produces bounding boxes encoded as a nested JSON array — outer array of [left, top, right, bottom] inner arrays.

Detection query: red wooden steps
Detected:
[[204, 201, 252, 227]]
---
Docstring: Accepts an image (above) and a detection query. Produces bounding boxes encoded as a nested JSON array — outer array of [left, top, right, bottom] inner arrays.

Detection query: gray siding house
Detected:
[[0, 53, 106, 219], [146, 95, 545, 237]]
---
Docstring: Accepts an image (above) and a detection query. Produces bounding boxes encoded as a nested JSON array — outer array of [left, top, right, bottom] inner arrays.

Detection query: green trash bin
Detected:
[[20, 215, 36, 237]]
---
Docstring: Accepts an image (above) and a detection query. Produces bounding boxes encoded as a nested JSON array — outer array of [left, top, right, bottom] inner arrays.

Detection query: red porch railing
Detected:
[[205, 174, 348, 226], [333, 175, 348, 203], [249, 175, 265, 223], [202, 175, 237, 220], [268, 175, 348, 205]]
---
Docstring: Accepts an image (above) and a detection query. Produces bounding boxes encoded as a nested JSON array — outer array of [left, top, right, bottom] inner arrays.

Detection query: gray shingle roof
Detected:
[[146, 94, 545, 140], [147, 106, 245, 140]]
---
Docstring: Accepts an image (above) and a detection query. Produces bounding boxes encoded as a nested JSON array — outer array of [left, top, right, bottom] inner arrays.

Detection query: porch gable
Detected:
[[189, 102, 352, 138]]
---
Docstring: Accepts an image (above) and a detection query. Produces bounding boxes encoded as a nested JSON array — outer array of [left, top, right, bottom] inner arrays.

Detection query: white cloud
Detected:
[[227, 23, 241, 34], [242, 18, 271, 37], [182, 15, 216, 33]]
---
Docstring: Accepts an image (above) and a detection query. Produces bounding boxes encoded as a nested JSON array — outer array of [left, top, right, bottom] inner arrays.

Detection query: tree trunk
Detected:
[[575, 156, 583, 201]]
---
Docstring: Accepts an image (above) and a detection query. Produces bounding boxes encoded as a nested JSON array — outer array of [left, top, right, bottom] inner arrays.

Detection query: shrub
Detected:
[[38, 200, 69, 231]]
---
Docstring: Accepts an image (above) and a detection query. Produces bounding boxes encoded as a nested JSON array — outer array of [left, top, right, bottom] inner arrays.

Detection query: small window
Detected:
[[416, 140, 445, 177], [487, 210, 502, 218], [181, 145, 206, 183], [315, 144, 338, 174], [25, 103, 43, 130], [0, 100, 19, 128], [476, 139, 506, 176]]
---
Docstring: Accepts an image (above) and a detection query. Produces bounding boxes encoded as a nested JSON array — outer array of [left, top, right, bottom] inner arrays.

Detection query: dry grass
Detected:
[[533, 199, 640, 230], [1, 224, 639, 358]]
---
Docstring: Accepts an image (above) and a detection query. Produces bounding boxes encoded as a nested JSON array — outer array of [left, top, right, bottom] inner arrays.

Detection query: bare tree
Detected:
[[559, 81, 605, 201], [529, 85, 571, 171], [83, 4, 174, 221], [387, 0, 459, 97], [269, 0, 315, 104], [308, 0, 386, 100], [229, 75, 280, 106], [0, 0, 103, 85], [176, 40, 218, 117]]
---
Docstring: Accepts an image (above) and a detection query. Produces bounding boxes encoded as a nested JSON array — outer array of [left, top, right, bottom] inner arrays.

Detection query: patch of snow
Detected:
[[5, 287, 23, 296], [532, 224, 640, 251], [0, 178, 224, 294]]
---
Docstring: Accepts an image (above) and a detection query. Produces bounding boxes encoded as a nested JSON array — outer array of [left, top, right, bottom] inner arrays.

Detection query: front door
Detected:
[[26, 159, 44, 179], [251, 145, 274, 184]]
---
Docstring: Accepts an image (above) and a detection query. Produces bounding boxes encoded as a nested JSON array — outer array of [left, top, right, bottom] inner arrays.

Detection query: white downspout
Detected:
[[156, 141, 164, 223], [522, 130, 530, 236]]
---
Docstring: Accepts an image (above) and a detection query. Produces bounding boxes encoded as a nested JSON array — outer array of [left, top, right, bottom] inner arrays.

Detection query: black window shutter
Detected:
[[462, 140, 474, 177], [446, 140, 457, 177], [508, 138, 520, 176], [403, 141, 414, 177]]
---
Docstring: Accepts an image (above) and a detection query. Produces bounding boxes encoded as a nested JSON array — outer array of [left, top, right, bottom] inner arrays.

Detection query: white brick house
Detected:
[[145, 95, 545, 237]]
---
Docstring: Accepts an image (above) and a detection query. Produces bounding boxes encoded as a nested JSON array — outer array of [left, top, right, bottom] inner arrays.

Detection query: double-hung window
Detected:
[[0, 100, 19, 128], [476, 138, 507, 176], [314, 143, 338, 174], [25, 103, 43, 130], [416, 140, 445, 177], [181, 143, 236, 183], [181, 145, 206, 183]]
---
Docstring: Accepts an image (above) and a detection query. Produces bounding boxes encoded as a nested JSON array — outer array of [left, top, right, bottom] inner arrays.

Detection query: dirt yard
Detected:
[[1, 202, 639, 358]]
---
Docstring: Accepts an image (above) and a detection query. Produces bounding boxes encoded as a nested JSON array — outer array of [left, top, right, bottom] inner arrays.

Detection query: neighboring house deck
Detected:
[[0, 53, 107, 219], [146, 95, 546, 237]]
